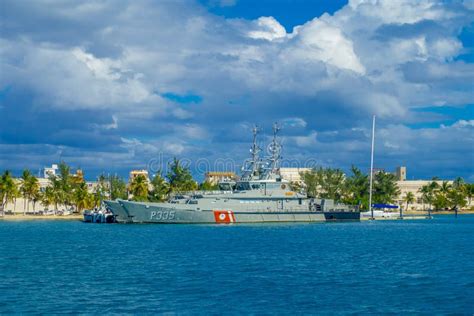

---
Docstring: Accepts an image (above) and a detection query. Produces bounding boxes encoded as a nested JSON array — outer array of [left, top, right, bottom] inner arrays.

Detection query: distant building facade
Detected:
[[129, 170, 149, 183], [2, 164, 98, 214], [204, 172, 237, 185], [279, 167, 312, 184], [394, 166, 454, 210], [395, 166, 407, 181], [43, 164, 58, 178]]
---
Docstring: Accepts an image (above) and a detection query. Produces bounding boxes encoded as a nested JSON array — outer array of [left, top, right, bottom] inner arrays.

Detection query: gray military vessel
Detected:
[[105, 124, 360, 224]]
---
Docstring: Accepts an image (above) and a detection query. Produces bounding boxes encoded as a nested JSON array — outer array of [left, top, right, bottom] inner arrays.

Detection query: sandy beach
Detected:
[[0, 214, 83, 221]]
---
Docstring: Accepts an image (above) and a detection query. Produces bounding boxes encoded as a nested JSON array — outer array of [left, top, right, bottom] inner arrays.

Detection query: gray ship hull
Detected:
[[104, 200, 132, 223], [115, 200, 359, 224]]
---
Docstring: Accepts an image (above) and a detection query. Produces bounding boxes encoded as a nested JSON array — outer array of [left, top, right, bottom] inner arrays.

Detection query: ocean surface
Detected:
[[1, 215, 473, 314]]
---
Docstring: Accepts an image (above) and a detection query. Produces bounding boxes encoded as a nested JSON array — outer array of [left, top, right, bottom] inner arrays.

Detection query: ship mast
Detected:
[[268, 122, 282, 173], [250, 125, 261, 177]]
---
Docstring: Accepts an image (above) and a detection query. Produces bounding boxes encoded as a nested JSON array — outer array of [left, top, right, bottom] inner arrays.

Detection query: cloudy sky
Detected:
[[1, 0, 473, 181]]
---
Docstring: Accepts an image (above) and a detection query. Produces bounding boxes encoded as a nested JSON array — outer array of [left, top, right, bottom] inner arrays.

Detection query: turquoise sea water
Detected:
[[0, 215, 473, 314]]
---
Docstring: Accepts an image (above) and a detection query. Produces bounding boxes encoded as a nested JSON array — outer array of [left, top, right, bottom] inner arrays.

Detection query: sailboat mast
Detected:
[[251, 125, 260, 176], [369, 115, 376, 220]]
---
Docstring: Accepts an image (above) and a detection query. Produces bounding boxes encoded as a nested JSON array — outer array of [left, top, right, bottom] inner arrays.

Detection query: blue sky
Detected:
[[0, 0, 473, 181]]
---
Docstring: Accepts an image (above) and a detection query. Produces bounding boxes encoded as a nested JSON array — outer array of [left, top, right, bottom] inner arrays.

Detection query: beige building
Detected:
[[396, 180, 449, 211], [279, 167, 312, 184], [1, 164, 100, 214], [129, 170, 149, 183], [3, 177, 98, 214], [395, 166, 406, 181], [204, 172, 237, 185], [394, 166, 460, 211]]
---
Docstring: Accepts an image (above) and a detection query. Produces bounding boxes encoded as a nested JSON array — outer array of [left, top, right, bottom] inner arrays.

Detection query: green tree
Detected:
[[149, 173, 170, 202], [166, 158, 197, 192], [373, 172, 400, 205], [129, 175, 149, 201], [432, 181, 451, 211], [0, 171, 19, 214], [433, 193, 449, 211], [447, 188, 467, 210], [47, 175, 65, 212], [20, 169, 40, 214], [403, 192, 415, 211], [289, 181, 303, 193], [453, 177, 464, 190], [419, 184, 433, 211], [465, 183, 474, 206], [31, 190, 42, 213], [301, 167, 346, 202], [198, 181, 218, 191], [109, 175, 128, 200], [92, 174, 109, 208], [439, 181, 452, 195], [300, 169, 320, 198], [58, 162, 73, 209], [73, 181, 91, 213], [41, 186, 55, 211], [318, 167, 345, 201], [342, 166, 369, 208]]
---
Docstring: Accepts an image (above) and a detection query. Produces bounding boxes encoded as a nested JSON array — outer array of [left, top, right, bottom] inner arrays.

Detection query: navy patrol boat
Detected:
[[105, 124, 360, 224]]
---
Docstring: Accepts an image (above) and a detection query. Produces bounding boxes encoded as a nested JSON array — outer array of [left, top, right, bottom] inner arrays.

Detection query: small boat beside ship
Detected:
[[104, 124, 360, 224], [83, 209, 115, 223]]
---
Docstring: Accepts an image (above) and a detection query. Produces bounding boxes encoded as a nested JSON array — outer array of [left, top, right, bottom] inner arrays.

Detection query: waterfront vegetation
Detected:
[[299, 166, 473, 211], [0, 161, 473, 214]]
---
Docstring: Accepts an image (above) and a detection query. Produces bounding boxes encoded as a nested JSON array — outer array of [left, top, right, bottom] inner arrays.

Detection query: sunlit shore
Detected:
[[0, 214, 83, 221], [1, 211, 473, 221]]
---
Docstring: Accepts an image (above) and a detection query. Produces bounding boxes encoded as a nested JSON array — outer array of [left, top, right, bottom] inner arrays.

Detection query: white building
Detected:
[[43, 164, 58, 178]]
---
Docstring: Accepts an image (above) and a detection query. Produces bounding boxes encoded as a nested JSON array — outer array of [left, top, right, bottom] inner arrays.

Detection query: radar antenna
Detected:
[[268, 122, 282, 173], [241, 125, 262, 179], [250, 125, 261, 176]]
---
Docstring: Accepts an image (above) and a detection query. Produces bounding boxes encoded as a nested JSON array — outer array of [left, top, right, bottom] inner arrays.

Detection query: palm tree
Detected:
[[465, 183, 474, 206], [440, 181, 452, 195], [0, 171, 19, 215], [110, 175, 127, 200], [403, 192, 415, 212], [418, 185, 431, 211], [129, 175, 149, 201], [31, 190, 42, 213], [319, 168, 345, 201], [149, 173, 170, 202], [73, 181, 90, 213], [301, 169, 319, 198], [342, 166, 369, 209], [48, 176, 65, 213], [41, 186, 55, 212], [20, 170, 40, 214], [58, 162, 73, 210], [20, 170, 32, 214], [373, 172, 401, 205], [166, 158, 197, 193], [453, 177, 464, 190]]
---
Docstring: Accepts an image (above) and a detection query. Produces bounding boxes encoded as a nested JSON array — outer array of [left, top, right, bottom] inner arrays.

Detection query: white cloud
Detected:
[[281, 118, 307, 128], [449, 120, 474, 128], [348, 0, 452, 24], [292, 131, 318, 147], [287, 19, 366, 74], [0, 0, 473, 179], [247, 16, 287, 41]]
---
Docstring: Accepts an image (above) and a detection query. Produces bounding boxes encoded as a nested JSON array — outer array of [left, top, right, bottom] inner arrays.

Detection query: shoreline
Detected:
[[0, 214, 83, 221], [396, 210, 474, 215], [1, 211, 473, 222]]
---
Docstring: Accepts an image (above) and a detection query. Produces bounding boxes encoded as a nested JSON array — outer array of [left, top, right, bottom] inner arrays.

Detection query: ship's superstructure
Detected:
[[105, 124, 360, 224]]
